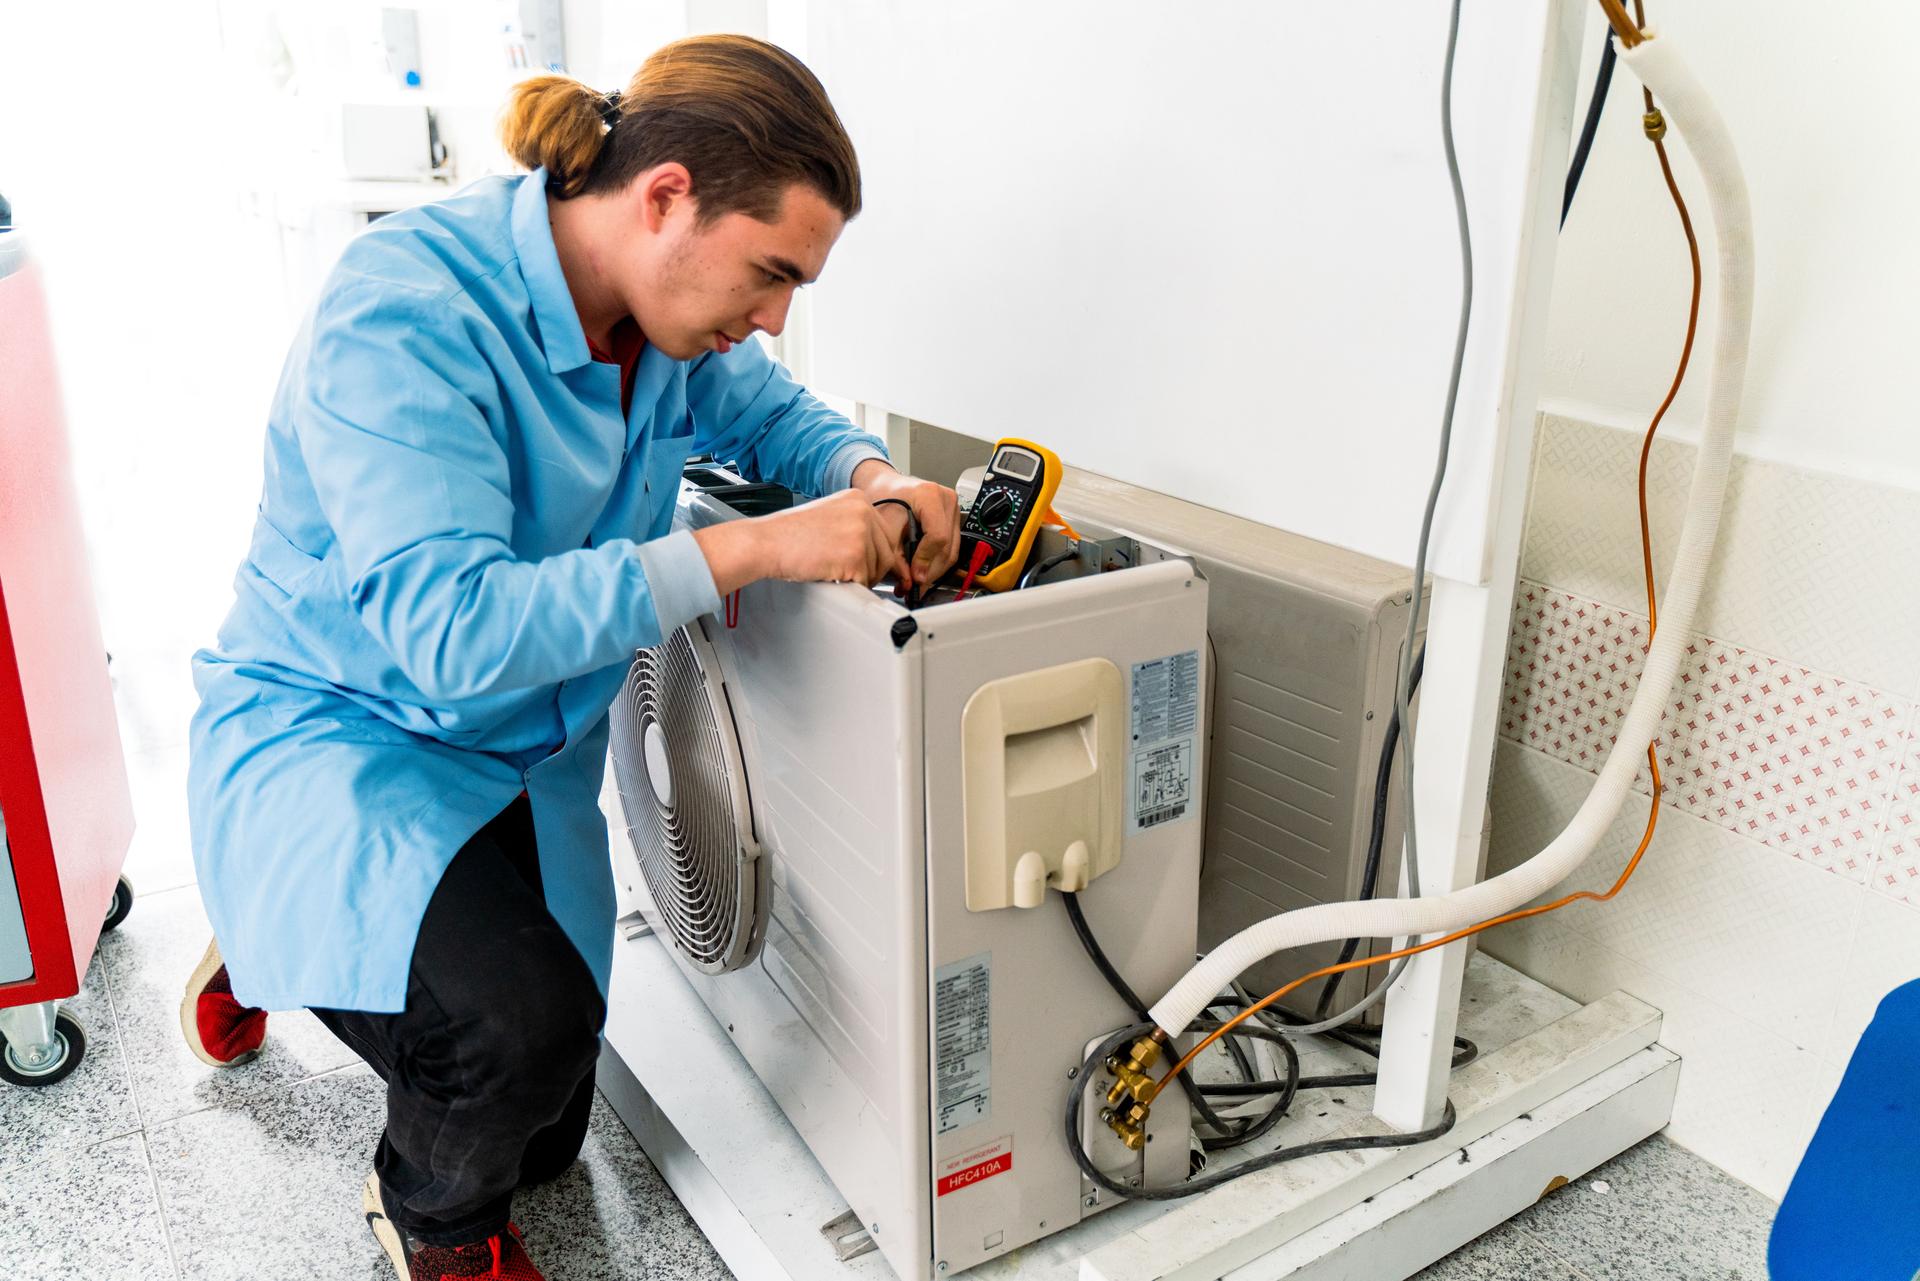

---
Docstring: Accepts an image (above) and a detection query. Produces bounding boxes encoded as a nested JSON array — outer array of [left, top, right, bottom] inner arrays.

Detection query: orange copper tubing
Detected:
[[1597, 0, 1645, 48]]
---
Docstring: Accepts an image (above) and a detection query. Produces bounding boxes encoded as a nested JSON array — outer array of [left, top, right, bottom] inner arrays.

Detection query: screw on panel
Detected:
[[937, 1264, 947, 1273], [870, 1224, 879, 1234], [1084, 1195, 1099, 1207], [1067, 1065, 1079, 1079], [1127, 1176, 1140, 1187]]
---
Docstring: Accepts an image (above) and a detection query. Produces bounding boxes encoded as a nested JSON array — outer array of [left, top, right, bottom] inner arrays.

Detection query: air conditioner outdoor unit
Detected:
[[603, 467, 1209, 1279], [948, 444, 1431, 1023]]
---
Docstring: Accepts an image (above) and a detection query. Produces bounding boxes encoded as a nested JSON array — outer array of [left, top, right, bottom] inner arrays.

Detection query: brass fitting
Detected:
[[1101, 1036, 1164, 1150], [1106, 1097, 1152, 1151], [1642, 109, 1667, 141]]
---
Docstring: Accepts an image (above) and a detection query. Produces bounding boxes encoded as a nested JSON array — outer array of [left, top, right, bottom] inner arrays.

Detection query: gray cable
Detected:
[[1286, 0, 1473, 1038], [1271, 949, 1410, 1036], [1391, 0, 1473, 914]]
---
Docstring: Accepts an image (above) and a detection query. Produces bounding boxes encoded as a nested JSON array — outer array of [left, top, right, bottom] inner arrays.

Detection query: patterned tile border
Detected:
[[1501, 578, 1914, 893]]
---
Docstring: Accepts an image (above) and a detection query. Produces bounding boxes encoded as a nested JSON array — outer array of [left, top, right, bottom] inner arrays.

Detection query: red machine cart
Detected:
[[0, 220, 137, 1086]]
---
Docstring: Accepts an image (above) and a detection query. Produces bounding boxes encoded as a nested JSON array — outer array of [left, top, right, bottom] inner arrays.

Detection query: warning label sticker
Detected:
[[933, 953, 991, 1134], [936, 1134, 1014, 1197], [1130, 650, 1200, 832]]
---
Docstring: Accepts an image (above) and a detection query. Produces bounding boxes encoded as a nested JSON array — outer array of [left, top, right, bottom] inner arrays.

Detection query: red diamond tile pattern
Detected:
[[1501, 579, 1911, 885]]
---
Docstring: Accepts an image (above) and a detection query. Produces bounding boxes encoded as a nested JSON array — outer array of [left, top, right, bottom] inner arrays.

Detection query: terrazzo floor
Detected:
[[2, 872, 1781, 1279]]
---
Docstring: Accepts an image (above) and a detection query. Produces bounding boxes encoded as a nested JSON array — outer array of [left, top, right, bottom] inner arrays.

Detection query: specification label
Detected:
[[933, 953, 991, 1134], [1130, 650, 1200, 831]]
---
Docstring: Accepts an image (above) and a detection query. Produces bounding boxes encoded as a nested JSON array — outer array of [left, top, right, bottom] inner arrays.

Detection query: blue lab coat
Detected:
[[187, 169, 887, 1013]]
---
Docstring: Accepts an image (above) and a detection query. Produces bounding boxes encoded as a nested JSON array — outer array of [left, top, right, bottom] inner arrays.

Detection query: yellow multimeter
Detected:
[[960, 438, 1072, 594]]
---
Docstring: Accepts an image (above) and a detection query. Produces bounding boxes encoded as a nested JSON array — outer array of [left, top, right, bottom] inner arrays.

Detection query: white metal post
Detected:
[[1372, 573, 1522, 1131], [1373, 0, 1582, 1132]]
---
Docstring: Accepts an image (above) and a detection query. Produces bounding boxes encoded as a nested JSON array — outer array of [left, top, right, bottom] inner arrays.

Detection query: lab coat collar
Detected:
[[511, 168, 593, 375]]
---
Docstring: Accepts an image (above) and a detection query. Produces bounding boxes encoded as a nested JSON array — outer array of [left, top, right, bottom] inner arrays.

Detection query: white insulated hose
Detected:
[[1150, 29, 1752, 1038]]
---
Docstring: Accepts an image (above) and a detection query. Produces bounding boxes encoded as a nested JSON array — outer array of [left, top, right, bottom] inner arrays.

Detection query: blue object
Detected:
[[1769, 977, 1920, 1279], [404, 69, 420, 87], [189, 169, 888, 1013]]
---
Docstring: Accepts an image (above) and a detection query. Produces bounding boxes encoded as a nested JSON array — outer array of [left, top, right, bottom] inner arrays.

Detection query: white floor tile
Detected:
[[147, 1065, 389, 1280], [0, 939, 140, 1163], [0, 1133, 176, 1280], [92, 884, 361, 1129]]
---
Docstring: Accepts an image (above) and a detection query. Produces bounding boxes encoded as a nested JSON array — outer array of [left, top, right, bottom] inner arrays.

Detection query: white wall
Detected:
[[1542, 1, 1920, 489], [797, 0, 1579, 587]]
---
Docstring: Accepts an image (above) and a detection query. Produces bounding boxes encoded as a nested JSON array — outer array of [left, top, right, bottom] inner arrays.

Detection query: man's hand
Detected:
[[693, 490, 911, 595], [851, 459, 962, 593]]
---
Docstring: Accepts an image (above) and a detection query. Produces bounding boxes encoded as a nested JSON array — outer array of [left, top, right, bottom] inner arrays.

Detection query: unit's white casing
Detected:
[[604, 481, 1208, 1279]]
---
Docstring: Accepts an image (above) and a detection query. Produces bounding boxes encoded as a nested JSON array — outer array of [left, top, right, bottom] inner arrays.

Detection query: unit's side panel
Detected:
[[1200, 584, 1427, 1017], [636, 572, 935, 1280], [919, 562, 1207, 1275]]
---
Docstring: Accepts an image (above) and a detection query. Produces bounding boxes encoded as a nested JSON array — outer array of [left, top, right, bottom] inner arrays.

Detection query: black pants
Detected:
[[313, 795, 606, 1246]]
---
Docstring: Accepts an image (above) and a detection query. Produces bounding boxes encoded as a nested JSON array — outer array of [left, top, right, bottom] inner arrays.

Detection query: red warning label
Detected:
[[935, 1136, 1014, 1197]]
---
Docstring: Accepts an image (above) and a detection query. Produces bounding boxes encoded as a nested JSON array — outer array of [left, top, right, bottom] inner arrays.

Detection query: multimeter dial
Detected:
[[966, 482, 1027, 548]]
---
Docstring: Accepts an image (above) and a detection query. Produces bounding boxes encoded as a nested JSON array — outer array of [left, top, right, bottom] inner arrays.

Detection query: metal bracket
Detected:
[[819, 1209, 877, 1262], [616, 910, 655, 942]]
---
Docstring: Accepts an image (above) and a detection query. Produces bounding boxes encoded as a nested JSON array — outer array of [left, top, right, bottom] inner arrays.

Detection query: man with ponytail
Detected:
[[182, 35, 956, 1279]]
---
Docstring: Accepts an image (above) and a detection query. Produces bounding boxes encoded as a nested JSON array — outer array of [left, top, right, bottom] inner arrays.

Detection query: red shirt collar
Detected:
[[586, 318, 646, 414]]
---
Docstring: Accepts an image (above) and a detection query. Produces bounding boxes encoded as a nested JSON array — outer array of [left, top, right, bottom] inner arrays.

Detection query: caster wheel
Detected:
[[1, 1010, 85, 1087], [103, 875, 134, 932]]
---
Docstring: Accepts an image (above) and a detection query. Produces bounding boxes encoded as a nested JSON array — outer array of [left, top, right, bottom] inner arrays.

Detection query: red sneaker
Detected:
[[179, 937, 268, 1067], [363, 1173, 546, 1279]]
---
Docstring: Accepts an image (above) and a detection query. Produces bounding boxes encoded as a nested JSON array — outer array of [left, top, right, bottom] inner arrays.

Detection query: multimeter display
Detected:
[[994, 449, 1039, 482]]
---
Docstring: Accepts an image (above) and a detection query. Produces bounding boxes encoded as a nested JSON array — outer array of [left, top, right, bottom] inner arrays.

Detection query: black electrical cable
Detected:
[[1060, 897, 1479, 1190], [1062, 892, 1478, 1164], [1064, 1024, 1460, 1202], [1562, 28, 1619, 227], [1199, 1037, 1476, 1097], [1313, 644, 1427, 1020], [1061, 893, 1287, 1148], [1196, 1006, 1300, 1151], [1217, 1000, 1260, 1086], [1061, 891, 1150, 1014], [1018, 545, 1078, 590]]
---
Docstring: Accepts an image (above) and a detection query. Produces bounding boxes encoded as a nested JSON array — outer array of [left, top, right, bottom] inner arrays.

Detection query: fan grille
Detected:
[[610, 626, 758, 974]]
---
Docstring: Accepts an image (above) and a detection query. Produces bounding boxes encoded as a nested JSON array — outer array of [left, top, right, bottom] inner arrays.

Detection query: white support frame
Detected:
[[1372, 0, 1584, 1133]]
